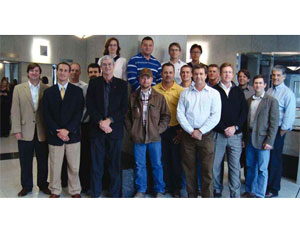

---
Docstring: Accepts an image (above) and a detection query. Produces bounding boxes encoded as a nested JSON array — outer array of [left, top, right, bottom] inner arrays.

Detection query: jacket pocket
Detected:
[[259, 131, 267, 136]]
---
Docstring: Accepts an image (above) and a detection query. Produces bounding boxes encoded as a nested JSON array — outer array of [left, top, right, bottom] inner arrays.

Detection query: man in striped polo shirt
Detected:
[[127, 36, 162, 92]]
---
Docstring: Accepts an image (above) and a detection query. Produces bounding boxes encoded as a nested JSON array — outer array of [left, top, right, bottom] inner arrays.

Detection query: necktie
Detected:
[[61, 87, 65, 99]]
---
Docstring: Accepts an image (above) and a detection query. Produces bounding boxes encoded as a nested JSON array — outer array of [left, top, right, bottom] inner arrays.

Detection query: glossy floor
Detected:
[[0, 158, 299, 198]]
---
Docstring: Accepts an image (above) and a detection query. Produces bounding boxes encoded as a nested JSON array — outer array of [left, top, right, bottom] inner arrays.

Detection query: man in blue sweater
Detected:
[[212, 62, 248, 198]]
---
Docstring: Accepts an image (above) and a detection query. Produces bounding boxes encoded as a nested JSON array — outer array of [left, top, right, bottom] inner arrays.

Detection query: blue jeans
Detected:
[[245, 137, 270, 198], [134, 142, 165, 193]]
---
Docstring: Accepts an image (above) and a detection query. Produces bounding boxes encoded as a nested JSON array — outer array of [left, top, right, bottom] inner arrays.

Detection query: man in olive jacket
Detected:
[[243, 75, 279, 198], [125, 68, 170, 198]]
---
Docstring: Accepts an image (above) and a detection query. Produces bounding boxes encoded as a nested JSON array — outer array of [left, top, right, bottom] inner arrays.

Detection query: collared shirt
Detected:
[[267, 82, 296, 130], [71, 80, 89, 123], [177, 84, 222, 134], [127, 52, 162, 91], [57, 81, 69, 92], [180, 81, 195, 89], [153, 82, 184, 127], [140, 88, 152, 126], [28, 80, 40, 111], [249, 92, 265, 129], [240, 85, 255, 100], [167, 59, 186, 85], [220, 81, 232, 97]]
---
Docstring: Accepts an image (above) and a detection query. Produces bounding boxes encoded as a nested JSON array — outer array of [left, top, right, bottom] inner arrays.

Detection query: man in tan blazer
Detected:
[[11, 63, 51, 197], [242, 75, 279, 198]]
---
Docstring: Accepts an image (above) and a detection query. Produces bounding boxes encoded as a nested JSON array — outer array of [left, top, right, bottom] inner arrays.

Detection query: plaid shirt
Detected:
[[140, 88, 152, 126]]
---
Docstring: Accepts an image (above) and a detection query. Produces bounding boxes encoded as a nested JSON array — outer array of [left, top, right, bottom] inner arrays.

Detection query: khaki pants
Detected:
[[49, 142, 81, 196], [181, 131, 214, 198]]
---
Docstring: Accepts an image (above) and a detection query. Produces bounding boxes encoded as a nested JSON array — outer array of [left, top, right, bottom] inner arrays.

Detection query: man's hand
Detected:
[[14, 132, 22, 140], [224, 126, 236, 137], [263, 143, 272, 150], [99, 119, 112, 134], [57, 129, 69, 142], [173, 129, 182, 144], [280, 129, 287, 137], [191, 130, 202, 140]]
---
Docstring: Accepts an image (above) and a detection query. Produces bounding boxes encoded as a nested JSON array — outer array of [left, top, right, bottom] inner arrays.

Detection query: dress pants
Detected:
[[90, 135, 122, 198], [213, 132, 242, 198], [18, 129, 49, 191], [161, 125, 183, 194], [267, 128, 286, 195], [181, 131, 214, 198], [79, 123, 91, 191], [49, 142, 81, 196]]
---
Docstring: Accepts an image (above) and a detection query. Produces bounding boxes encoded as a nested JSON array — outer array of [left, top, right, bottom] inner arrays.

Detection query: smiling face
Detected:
[[190, 47, 201, 63], [108, 39, 118, 56], [28, 66, 41, 82], [169, 45, 181, 60], [57, 64, 70, 85], [101, 58, 114, 77], [193, 67, 207, 86], [139, 74, 153, 90], [253, 77, 266, 95], [141, 40, 154, 57], [220, 66, 234, 85], [271, 70, 285, 86], [238, 71, 249, 87], [180, 66, 192, 83]]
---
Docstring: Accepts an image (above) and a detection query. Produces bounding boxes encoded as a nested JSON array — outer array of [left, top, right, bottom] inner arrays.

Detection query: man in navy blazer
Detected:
[[87, 55, 128, 198], [43, 62, 84, 198]]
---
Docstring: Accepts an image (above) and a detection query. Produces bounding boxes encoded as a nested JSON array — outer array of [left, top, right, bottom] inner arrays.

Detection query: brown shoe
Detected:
[[71, 194, 81, 198], [18, 188, 31, 197], [41, 188, 51, 195], [49, 194, 60, 198]]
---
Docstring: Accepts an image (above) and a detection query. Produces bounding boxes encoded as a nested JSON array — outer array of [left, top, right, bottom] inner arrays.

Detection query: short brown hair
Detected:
[[168, 42, 181, 52], [208, 64, 219, 70], [253, 74, 266, 83], [190, 44, 202, 54], [162, 62, 175, 72], [238, 69, 250, 79], [192, 64, 207, 75], [57, 62, 71, 72], [27, 63, 42, 74], [220, 62, 233, 73], [180, 65, 192, 73], [103, 37, 121, 56]]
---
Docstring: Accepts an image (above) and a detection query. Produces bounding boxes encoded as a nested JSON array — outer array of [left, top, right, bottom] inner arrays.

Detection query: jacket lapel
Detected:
[[24, 82, 35, 111], [253, 94, 267, 121]]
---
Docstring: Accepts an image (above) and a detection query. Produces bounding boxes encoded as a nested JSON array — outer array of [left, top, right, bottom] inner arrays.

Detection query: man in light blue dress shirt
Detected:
[[265, 65, 296, 198]]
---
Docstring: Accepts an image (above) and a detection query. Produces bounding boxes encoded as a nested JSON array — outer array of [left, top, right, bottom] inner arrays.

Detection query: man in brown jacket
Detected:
[[11, 63, 51, 197], [125, 68, 170, 198]]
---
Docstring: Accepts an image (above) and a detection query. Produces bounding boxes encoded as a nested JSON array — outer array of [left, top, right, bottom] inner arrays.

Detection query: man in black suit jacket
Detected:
[[43, 62, 84, 198], [86, 55, 128, 198]]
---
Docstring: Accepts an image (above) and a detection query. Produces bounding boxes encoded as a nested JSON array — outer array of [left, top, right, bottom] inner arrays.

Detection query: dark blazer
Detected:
[[213, 82, 248, 134], [43, 83, 84, 146], [86, 76, 128, 139], [245, 93, 279, 149]]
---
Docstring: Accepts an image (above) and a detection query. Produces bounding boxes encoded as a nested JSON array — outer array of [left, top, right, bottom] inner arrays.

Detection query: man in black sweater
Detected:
[[212, 63, 248, 198]]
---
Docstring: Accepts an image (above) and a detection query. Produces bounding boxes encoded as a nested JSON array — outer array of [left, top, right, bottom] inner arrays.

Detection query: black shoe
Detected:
[[18, 188, 32, 197], [241, 192, 255, 198], [41, 188, 51, 195], [213, 191, 222, 198]]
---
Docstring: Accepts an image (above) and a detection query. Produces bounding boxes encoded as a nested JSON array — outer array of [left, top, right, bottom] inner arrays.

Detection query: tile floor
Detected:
[[0, 157, 299, 198]]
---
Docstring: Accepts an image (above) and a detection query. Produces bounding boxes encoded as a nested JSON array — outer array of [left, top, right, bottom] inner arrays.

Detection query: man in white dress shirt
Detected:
[[177, 64, 221, 198]]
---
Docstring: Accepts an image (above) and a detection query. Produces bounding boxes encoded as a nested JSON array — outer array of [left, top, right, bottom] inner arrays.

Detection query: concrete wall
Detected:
[[0, 35, 88, 83], [187, 35, 300, 78]]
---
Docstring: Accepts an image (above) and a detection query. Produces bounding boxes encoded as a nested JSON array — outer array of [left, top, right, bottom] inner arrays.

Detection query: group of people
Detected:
[[10, 36, 296, 198]]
